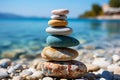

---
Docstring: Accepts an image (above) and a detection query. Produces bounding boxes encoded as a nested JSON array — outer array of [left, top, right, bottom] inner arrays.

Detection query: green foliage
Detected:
[[92, 4, 102, 16], [79, 4, 103, 18], [109, 0, 120, 8]]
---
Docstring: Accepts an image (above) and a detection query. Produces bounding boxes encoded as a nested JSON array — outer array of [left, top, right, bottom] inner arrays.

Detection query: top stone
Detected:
[[51, 9, 69, 15]]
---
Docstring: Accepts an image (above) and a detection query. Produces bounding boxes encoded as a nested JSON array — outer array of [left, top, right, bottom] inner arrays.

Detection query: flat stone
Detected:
[[51, 9, 69, 15], [51, 15, 67, 20], [46, 27, 72, 35], [47, 35, 80, 47], [41, 46, 78, 61], [85, 63, 100, 72], [48, 20, 68, 27], [40, 60, 87, 78]]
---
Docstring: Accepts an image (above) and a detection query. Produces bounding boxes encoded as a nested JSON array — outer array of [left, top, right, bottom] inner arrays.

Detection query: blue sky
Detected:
[[0, 0, 109, 18]]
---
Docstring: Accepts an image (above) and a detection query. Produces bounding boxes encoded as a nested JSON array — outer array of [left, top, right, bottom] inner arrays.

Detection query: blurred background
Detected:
[[0, 0, 120, 59]]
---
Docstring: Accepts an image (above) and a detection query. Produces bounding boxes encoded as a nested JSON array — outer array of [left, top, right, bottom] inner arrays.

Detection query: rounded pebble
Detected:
[[48, 20, 68, 27], [0, 59, 11, 68], [47, 35, 80, 47], [46, 27, 72, 35], [14, 64, 23, 70], [51, 9, 69, 15], [42, 77, 53, 80], [12, 76, 23, 80], [92, 58, 111, 69], [51, 15, 67, 20], [112, 54, 120, 62], [0, 69, 9, 79], [85, 63, 100, 72], [41, 46, 78, 61], [101, 71, 114, 80], [40, 60, 87, 78]]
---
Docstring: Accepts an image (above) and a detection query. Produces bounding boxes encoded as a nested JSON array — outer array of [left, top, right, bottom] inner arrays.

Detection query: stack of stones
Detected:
[[41, 9, 87, 78]]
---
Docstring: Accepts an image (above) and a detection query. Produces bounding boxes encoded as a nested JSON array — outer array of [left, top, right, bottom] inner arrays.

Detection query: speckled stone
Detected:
[[40, 60, 87, 78], [51, 9, 69, 15], [41, 46, 78, 61], [46, 27, 72, 35], [47, 35, 80, 47], [48, 20, 68, 27]]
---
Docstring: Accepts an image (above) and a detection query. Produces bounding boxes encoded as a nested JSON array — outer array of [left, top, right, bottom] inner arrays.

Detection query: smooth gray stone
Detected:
[[51, 15, 67, 20], [46, 27, 72, 35], [0, 69, 9, 79], [47, 35, 80, 47]]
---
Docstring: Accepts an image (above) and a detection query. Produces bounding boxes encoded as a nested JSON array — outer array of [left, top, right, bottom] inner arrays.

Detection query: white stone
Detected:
[[31, 71, 43, 79], [92, 58, 111, 69], [12, 76, 23, 80], [7, 67, 15, 73], [51, 9, 69, 15], [112, 54, 120, 62], [14, 64, 23, 70], [46, 27, 72, 35], [107, 64, 119, 72], [0, 69, 9, 79], [51, 15, 67, 20], [42, 77, 53, 80]]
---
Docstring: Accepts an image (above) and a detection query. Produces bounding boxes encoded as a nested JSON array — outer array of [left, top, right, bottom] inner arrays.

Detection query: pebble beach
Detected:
[[0, 45, 120, 80], [0, 9, 120, 80]]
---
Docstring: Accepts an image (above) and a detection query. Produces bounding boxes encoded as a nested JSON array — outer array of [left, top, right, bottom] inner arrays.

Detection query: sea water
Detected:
[[0, 18, 120, 53]]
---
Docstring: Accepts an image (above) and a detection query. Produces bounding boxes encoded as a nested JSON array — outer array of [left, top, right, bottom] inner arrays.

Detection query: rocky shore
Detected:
[[0, 46, 120, 80]]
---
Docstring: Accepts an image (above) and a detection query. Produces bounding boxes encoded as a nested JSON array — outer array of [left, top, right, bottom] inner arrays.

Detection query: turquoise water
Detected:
[[0, 18, 120, 53]]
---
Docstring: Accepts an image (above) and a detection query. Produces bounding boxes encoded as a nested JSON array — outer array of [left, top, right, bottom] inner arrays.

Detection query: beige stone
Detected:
[[41, 46, 78, 61], [48, 20, 68, 27], [85, 63, 100, 72]]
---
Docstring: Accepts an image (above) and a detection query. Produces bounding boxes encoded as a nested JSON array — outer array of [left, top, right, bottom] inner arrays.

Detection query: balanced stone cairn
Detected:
[[41, 9, 87, 78]]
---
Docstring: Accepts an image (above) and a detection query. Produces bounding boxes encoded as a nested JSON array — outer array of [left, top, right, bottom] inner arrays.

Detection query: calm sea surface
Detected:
[[0, 18, 120, 53]]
